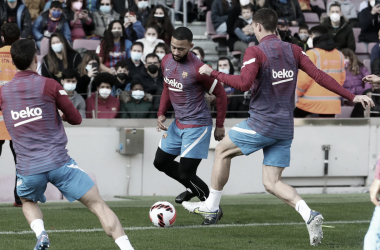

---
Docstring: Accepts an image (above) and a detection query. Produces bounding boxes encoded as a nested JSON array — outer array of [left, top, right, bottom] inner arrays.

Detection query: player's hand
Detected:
[[353, 95, 375, 109], [199, 64, 213, 76], [214, 127, 225, 141], [369, 179, 380, 206], [157, 115, 167, 131], [58, 110, 66, 121], [363, 74, 380, 84]]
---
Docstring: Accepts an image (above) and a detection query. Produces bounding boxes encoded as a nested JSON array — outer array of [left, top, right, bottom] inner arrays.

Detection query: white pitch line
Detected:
[[0, 220, 370, 235]]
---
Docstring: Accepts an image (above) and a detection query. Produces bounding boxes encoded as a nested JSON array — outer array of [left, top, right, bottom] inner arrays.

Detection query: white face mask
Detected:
[[131, 90, 145, 100], [299, 33, 308, 41], [330, 13, 340, 23], [239, 0, 250, 6], [146, 35, 157, 43], [131, 52, 142, 61], [86, 64, 92, 71], [370, 0, 375, 6], [124, 17, 128, 23], [137, 1, 148, 9], [156, 53, 165, 60], [219, 68, 230, 74], [51, 43, 63, 53], [307, 37, 313, 48], [63, 83, 77, 92], [99, 88, 111, 98]]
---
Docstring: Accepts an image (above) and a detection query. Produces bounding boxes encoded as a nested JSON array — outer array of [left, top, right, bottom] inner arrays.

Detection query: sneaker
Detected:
[[306, 210, 324, 246], [182, 201, 223, 225], [34, 231, 50, 250], [175, 191, 196, 204]]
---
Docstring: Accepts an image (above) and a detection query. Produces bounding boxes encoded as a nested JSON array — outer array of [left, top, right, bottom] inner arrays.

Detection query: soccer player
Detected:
[[182, 8, 374, 246], [0, 39, 134, 250], [153, 27, 227, 223]]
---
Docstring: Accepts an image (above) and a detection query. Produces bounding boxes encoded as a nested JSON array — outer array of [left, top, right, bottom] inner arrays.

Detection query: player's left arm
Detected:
[[370, 157, 380, 206]]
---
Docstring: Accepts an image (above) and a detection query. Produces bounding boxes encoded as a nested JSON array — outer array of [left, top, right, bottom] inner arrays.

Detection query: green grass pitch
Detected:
[[0, 193, 375, 249]]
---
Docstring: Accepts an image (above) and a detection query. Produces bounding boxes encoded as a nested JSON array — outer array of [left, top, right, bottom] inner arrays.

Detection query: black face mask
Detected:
[[147, 64, 159, 74], [278, 30, 291, 40], [155, 16, 165, 22], [117, 73, 127, 81]]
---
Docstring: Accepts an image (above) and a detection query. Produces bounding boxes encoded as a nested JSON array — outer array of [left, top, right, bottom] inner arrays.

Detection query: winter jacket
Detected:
[[32, 11, 72, 42], [24, 0, 45, 21], [270, 0, 305, 25], [132, 67, 164, 95], [343, 66, 372, 95], [322, 16, 356, 51], [372, 57, 380, 75], [293, 33, 309, 50], [68, 91, 86, 118], [120, 98, 155, 118], [41, 50, 82, 82], [358, 5, 380, 43], [370, 42, 380, 63], [326, 0, 357, 20], [296, 34, 346, 114], [92, 9, 120, 37], [0, 1, 32, 38], [126, 21, 145, 43], [63, 7, 95, 37], [211, 0, 232, 30], [126, 58, 145, 77]]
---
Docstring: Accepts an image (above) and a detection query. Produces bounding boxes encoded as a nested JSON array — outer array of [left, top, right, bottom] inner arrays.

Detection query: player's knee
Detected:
[[263, 180, 275, 194], [153, 158, 166, 172]]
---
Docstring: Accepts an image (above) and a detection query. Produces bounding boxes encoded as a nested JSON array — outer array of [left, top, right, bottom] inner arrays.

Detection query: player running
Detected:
[[153, 27, 227, 224], [0, 39, 134, 250], [182, 8, 374, 245]]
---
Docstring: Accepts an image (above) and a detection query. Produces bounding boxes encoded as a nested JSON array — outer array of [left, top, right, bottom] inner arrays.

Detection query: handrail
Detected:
[[153, 0, 187, 27]]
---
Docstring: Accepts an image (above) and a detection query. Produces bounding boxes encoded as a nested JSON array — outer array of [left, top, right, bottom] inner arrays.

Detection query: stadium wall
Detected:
[[0, 119, 378, 200]]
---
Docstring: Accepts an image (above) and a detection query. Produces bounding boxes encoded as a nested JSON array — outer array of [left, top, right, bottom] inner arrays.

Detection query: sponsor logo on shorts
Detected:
[[11, 107, 43, 127]]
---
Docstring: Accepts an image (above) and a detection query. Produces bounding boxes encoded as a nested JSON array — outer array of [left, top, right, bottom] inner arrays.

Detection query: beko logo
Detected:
[[164, 76, 183, 92], [11, 107, 43, 127], [272, 69, 294, 79]]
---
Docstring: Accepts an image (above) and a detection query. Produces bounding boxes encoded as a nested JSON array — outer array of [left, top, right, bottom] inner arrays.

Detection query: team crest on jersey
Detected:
[[182, 71, 188, 78], [162, 133, 168, 139]]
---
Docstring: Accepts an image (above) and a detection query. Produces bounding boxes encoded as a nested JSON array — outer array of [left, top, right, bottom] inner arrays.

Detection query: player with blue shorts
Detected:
[[0, 39, 134, 250], [154, 27, 227, 224], [183, 8, 374, 245]]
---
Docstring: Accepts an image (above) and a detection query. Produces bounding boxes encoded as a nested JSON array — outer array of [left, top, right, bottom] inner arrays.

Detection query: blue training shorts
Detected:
[[16, 158, 95, 203], [159, 120, 212, 159], [228, 120, 293, 167]]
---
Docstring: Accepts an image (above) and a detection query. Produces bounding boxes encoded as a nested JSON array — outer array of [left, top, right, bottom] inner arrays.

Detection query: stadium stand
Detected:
[[73, 39, 101, 51]]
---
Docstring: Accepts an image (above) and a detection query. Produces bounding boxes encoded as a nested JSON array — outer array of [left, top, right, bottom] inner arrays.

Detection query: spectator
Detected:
[[293, 23, 309, 46], [295, 25, 345, 117], [41, 32, 82, 83], [326, 0, 357, 26], [43, 0, 67, 11], [372, 56, 380, 75], [322, 3, 355, 51], [277, 18, 307, 50], [127, 41, 145, 77], [129, 0, 151, 26], [76, 51, 100, 99], [136, 25, 165, 63], [145, 5, 174, 46], [351, 81, 380, 117], [212, 0, 238, 35], [87, 0, 97, 12], [24, 0, 45, 22], [120, 81, 155, 118], [370, 30, 380, 63], [123, 10, 145, 42], [132, 53, 163, 111], [61, 68, 86, 118], [192, 46, 210, 65], [92, 0, 120, 38], [270, 0, 305, 26], [153, 42, 170, 61], [33, 1, 71, 49], [86, 72, 120, 118], [217, 57, 235, 109], [359, 0, 377, 12], [341, 48, 371, 105], [299, 0, 325, 18], [97, 20, 132, 74], [112, 60, 133, 97], [64, 0, 95, 41], [0, 0, 32, 40], [358, 1, 380, 43]]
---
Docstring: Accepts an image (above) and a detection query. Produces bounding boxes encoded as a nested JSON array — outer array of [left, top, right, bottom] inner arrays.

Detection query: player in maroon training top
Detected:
[[153, 27, 227, 221], [183, 9, 374, 245]]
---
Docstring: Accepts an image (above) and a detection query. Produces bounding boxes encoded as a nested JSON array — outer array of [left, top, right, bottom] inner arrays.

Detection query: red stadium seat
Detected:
[[289, 26, 299, 36], [311, 0, 325, 10], [40, 37, 49, 57], [303, 13, 319, 23], [363, 59, 371, 74], [368, 42, 378, 55], [73, 39, 101, 51], [206, 11, 227, 41], [335, 106, 354, 118], [355, 42, 367, 53], [353, 28, 361, 43]]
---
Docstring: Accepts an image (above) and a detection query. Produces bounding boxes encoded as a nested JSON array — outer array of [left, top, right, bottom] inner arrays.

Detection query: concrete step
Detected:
[[175, 21, 207, 36]]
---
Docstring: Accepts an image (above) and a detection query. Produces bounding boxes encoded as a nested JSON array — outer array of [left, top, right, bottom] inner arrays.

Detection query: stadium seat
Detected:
[[355, 42, 367, 53], [368, 42, 378, 55], [206, 11, 227, 42], [73, 39, 101, 51], [353, 28, 361, 43], [310, 0, 325, 10], [40, 37, 50, 57], [351, 0, 362, 11], [335, 106, 354, 118], [303, 13, 319, 23], [289, 26, 299, 36], [363, 59, 371, 74]]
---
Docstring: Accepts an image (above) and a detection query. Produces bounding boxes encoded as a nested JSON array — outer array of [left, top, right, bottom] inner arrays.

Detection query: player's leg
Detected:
[[9, 141, 22, 207], [363, 206, 380, 250], [178, 157, 208, 201]]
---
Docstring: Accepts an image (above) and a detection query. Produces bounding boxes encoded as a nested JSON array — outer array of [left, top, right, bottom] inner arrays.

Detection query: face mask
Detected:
[[278, 30, 290, 40], [239, 0, 250, 5], [99, 88, 111, 98], [51, 10, 62, 18], [7, 0, 16, 3], [146, 36, 157, 43], [137, 1, 148, 9], [370, 0, 375, 6], [147, 64, 159, 74], [154, 14, 165, 22], [124, 17, 128, 23], [86, 64, 92, 71], [307, 37, 313, 48], [100, 5, 111, 13], [51, 43, 63, 53], [117, 73, 127, 80], [72, 1, 83, 10], [330, 13, 340, 22], [218, 68, 230, 74], [63, 83, 77, 92], [299, 33, 308, 41], [245, 18, 252, 24], [131, 52, 142, 61], [131, 90, 145, 100], [156, 53, 165, 60], [112, 30, 122, 38]]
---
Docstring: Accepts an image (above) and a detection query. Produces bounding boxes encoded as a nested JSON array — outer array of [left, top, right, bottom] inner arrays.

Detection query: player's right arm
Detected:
[[296, 50, 315, 97], [370, 156, 380, 206], [157, 56, 171, 131]]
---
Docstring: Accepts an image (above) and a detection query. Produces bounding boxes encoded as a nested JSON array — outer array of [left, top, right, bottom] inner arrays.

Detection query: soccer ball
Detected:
[[149, 201, 177, 228]]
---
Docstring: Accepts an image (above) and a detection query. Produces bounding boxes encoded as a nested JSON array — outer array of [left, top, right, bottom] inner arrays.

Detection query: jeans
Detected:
[[234, 28, 257, 43], [364, 206, 380, 250]]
